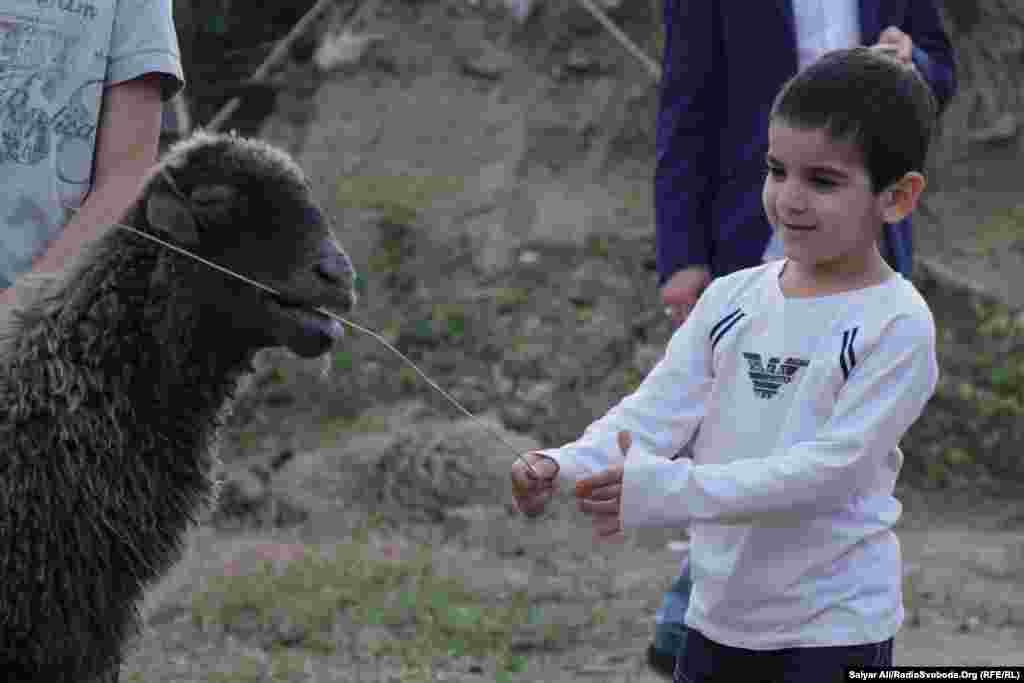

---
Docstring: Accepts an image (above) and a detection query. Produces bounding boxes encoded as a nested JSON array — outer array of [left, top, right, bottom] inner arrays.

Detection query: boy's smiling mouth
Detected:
[[783, 223, 816, 231]]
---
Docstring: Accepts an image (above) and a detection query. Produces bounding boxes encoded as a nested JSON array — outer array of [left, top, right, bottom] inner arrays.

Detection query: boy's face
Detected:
[[763, 121, 889, 274]]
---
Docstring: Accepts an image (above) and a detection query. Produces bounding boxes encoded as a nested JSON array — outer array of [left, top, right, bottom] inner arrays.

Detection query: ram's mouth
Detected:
[[265, 292, 344, 342]]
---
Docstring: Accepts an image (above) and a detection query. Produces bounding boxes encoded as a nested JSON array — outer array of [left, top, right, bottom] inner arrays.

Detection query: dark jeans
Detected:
[[674, 627, 893, 683], [653, 562, 692, 659]]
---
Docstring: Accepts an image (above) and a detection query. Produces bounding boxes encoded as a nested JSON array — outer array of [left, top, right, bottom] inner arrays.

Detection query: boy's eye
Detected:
[[766, 165, 784, 178], [811, 176, 838, 189]]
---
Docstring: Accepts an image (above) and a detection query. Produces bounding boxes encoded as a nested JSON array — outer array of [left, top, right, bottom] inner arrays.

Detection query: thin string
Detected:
[[67, 208, 542, 480]]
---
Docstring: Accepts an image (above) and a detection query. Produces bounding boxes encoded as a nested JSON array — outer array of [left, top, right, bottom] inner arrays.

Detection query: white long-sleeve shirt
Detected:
[[538, 259, 938, 650]]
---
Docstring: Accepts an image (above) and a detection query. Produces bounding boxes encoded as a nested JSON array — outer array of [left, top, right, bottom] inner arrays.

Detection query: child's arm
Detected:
[[534, 284, 717, 484], [619, 313, 938, 529]]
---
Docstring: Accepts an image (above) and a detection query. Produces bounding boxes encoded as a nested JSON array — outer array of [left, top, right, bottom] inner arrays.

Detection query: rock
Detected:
[[314, 32, 382, 73], [500, 400, 534, 431], [459, 45, 515, 80], [632, 344, 663, 375], [565, 48, 602, 75], [966, 541, 1024, 580], [502, 344, 549, 379], [958, 615, 982, 633], [968, 112, 1018, 145], [218, 468, 270, 515], [518, 250, 541, 265], [516, 380, 557, 407]]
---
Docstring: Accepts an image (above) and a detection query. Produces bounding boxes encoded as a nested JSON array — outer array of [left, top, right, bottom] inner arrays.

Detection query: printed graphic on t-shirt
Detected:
[[0, 13, 100, 175], [0, 7, 104, 284], [742, 353, 810, 398]]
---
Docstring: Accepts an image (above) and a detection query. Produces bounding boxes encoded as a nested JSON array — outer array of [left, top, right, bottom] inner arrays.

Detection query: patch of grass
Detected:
[[235, 429, 261, 453], [433, 303, 468, 342], [586, 234, 612, 259], [318, 413, 389, 445], [333, 349, 355, 373], [336, 174, 467, 226], [191, 537, 533, 683], [492, 287, 530, 312], [619, 186, 650, 214], [622, 366, 644, 393], [269, 649, 310, 681], [399, 365, 419, 390], [574, 303, 595, 323], [208, 654, 265, 683], [969, 204, 1024, 255]]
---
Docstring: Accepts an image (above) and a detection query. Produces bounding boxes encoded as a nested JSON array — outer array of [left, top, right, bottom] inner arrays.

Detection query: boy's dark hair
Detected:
[[770, 47, 937, 194]]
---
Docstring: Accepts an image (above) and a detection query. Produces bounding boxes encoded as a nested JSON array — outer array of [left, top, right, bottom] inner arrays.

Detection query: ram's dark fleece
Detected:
[[0, 131, 356, 682]]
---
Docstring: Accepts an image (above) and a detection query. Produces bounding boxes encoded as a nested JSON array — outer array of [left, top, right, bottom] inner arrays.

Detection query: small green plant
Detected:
[[399, 365, 419, 390], [266, 367, 289, 385], [318, 413, 389, 445], [269, 648, 309, 682], [971, 204, 1024, 255], [586, 234, 612, 259], [433, 303, 468, 342], [622, 366, 644, 393], [235, 429, 261, 453], [333, 349, 355, 373], [493, 287, 530, 311]]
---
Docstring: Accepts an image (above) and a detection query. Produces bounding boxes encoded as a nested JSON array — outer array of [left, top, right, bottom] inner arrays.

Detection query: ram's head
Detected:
[[144, 131, 356, 358]]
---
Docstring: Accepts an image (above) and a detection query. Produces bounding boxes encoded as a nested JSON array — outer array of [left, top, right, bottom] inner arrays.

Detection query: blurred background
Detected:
[[125, 1, 1024, 681]]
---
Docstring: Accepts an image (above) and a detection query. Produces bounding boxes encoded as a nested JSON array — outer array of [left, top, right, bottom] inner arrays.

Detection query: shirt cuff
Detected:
[[534, 449, 592, 483], [621, 447, 692, 529], [107, 51, 185, 101]]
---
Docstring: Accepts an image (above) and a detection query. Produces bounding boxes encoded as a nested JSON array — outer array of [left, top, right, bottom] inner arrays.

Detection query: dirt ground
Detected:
[[119, 1, 1024, 680]]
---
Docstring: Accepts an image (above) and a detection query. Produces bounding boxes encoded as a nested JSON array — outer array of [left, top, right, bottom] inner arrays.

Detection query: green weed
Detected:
[[192, 536, 532, 682], [336, 175, 467, 226]]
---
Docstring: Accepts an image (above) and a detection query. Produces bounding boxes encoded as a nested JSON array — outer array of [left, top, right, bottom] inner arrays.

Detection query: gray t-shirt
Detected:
[[0, 0, 183, 287]]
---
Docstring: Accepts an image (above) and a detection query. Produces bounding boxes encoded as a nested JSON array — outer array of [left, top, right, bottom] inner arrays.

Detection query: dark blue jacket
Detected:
[[655, 0, 957, 284]]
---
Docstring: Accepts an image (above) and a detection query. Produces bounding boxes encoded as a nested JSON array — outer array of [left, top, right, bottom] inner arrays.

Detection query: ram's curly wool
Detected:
[[0, 131, 356, 683]]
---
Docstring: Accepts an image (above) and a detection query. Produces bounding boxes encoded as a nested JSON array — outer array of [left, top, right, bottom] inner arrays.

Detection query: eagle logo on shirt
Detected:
[[742, 353, 809, 398]]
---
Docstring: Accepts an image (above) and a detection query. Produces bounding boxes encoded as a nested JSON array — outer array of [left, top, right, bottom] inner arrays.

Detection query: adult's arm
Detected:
[[654, 0, 719, 285], [31, 75, 164, 274], [904, 0, 958, 112]]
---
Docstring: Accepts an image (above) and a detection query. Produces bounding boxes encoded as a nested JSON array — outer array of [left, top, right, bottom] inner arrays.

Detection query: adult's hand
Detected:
[[871, 26, 915, 68], [660, 265, 711, 328]]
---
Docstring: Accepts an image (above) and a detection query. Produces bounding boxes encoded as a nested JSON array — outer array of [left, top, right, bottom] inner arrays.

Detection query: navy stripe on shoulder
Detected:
[[840, 327, 859, 380], [710, 309, 744, 350]]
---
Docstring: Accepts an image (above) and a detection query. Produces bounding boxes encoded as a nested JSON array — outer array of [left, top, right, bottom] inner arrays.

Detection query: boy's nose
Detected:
[[777, 182, 809, 214]]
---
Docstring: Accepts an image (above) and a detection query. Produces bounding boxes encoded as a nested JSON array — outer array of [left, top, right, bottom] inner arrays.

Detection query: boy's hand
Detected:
[[576, 431, 631, 542], [871, 27, 914, 67], [510, 452, 559, 517]]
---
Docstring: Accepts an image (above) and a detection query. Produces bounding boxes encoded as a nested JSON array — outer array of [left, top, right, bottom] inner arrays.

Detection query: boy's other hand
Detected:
[[661, 266, 710, 328], [510, 452, 559, 517], [576, 430, 631, 542], [871, 26, 914, 67]]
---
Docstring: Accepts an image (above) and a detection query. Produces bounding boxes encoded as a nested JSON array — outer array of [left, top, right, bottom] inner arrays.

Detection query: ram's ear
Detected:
[[145, 191, 200, 245]]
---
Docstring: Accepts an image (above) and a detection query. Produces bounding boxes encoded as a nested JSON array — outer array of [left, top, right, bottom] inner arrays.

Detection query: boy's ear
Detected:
[[881, 172, 927, 224]]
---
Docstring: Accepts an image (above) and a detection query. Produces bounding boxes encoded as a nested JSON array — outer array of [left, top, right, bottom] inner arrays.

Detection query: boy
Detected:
[[511, 47, 939, 681]]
